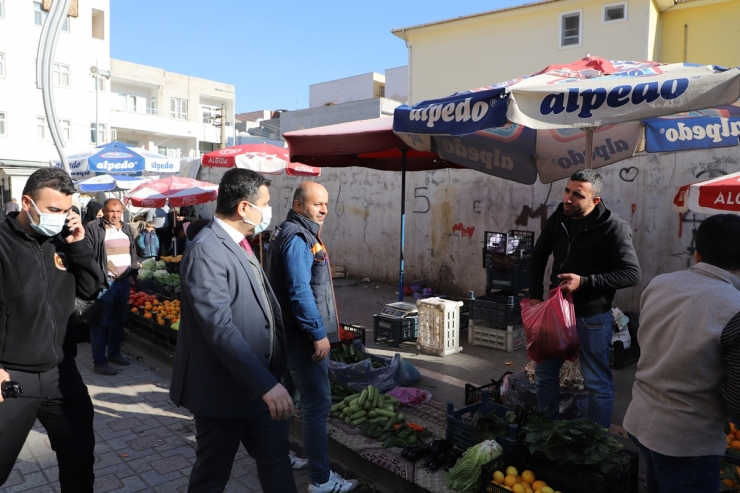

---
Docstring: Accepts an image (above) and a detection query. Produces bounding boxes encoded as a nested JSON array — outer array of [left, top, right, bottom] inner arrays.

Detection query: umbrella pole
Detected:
[[398, 150, 407, 302], [585, 128, 594, 169]]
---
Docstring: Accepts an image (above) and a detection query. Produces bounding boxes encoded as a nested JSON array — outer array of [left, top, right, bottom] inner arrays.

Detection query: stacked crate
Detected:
[[470, 230, 535, 352]]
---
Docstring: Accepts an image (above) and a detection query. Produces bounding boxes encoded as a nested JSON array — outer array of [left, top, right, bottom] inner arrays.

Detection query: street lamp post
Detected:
[[90, 65, 110, 146]]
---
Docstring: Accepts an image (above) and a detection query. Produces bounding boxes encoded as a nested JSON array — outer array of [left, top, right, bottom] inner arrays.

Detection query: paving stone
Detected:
[[2, 471, 48, 493], [139, 469, 182, 487], [108, 416, 144, 432], [150, 454, 191, 476], [92, 473, 124, 493], [152, 476, 190, 493], [2, 469, 23, 487]]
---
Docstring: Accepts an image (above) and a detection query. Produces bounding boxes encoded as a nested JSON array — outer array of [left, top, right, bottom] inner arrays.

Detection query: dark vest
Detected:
[[267, 210, 338, 345]]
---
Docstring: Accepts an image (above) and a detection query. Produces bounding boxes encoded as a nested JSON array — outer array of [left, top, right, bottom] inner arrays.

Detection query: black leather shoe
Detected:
[[94, 363, 119, 375], [108, 354, 131, 366]]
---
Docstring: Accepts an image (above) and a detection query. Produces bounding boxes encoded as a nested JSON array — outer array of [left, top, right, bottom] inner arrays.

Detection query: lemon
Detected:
[[541, 487, 555, 493], [521, 470, 536, 484], [504, 474, 518, 487], [493, 471, 505, 484], [532, 481, 547, 491], [504, 487, 513, 492], [526, 489, 534, 493], [506, 466, 519, 477], [512, 484, 526, 493]]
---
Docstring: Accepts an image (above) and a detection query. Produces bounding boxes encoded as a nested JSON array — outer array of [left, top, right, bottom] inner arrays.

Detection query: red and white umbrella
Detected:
[[201, 143, 320, 176], [124, 176, 218, 208], [674, 171, 740, 214]]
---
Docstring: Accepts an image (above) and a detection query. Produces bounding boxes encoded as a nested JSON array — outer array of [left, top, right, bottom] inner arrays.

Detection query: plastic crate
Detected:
[[487, 266, 529, 295], [484, 230, 535, 256], [483, 250, 531, 270], [480, 451, 578, 493], [446, 390, 518, 454], [470, 295, 523, 327], [469, 319, 526, 352], [517, 449, 639, 493], [610, 341, 640, 369], [465, 372, 512, 405], [152, 323, 178, 354], [439, 295, 470, 314], [460, 313, 469, 329], [373, 315, 418, 347], [337, 323, 366, 346], [416, 297, 463, 356]]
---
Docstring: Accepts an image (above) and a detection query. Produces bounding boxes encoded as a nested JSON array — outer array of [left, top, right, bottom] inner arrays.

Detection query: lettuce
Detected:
[[445, 440, 503, 492]]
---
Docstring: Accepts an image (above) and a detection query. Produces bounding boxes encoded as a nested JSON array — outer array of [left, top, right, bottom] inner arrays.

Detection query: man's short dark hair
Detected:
[[696, 214, 740, 271], [570, 169, 603, 197], [293, 184, 308, 207], [215, 169, 270, 217], [103, 198, 123, 209], [22, 168, 76, 200]]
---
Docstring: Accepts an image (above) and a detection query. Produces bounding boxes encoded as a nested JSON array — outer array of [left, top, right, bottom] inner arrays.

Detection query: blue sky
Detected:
[[111, 1, 529, 113]]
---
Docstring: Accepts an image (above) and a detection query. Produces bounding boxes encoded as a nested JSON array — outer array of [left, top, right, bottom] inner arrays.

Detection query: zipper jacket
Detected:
[[0, 213, 103, 372], [528, 201, 641, 317]]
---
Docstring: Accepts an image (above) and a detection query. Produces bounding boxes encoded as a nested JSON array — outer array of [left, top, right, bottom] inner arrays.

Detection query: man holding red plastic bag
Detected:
[[525, 170, 640, 429]]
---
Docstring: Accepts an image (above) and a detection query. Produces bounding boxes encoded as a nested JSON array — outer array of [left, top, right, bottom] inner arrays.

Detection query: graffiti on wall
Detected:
[[413, 187, 430, 214], [619, 167, 639, 182], [514, 204, 549, 230], [451, 223, 475, 238]]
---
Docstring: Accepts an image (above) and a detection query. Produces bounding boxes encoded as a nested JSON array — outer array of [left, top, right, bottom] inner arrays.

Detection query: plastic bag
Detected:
[[386, 387, 432, 406], [500, 370, 589, 420], [520, 289, 580, 363], [327, 339, 414, 393]]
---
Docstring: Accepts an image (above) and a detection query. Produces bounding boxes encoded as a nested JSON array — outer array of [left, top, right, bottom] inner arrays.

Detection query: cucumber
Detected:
[[378, 394, 385, 409], [357, 389, 369, 406], [368, 416, 389, 424], [373, 408, 398, 419], [330, 402, 342, 412], [349, 410, 367, 420], [363, 400, 372, 410], [350, 417, 367, 426], [348, 404, 362, 414], [343, 393, 361, 404], [371, 387, 379, 408]]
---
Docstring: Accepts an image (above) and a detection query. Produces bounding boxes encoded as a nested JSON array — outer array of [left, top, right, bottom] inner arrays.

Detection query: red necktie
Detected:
[[239, 237, 253, 254]]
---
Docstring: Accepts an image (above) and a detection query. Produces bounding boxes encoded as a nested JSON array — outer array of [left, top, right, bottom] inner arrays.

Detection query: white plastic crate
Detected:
[[468, 319, 525, 352], [416, 297, 463, 356]]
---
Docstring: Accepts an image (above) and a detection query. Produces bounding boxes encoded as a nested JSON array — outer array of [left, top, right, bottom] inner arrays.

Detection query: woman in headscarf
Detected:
[[82, 200, 103, 224]]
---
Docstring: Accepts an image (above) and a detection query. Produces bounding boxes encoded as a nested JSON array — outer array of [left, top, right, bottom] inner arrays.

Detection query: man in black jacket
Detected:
[[528, 169, 640, 429], [0, 168, 102, 491], [85, 198, 139, 375]]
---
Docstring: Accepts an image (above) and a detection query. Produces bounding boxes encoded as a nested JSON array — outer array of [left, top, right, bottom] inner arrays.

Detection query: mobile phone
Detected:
[[61, 219, 72, 237]]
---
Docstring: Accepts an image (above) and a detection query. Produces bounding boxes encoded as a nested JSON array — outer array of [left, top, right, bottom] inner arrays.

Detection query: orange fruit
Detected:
[[730, 440, 740, 451], [521, 470, 535, 484], [734, 430, 740, 440], [532, 481, 547, 491], [731, 422, 737, 434], [504, 475, 518, 487]]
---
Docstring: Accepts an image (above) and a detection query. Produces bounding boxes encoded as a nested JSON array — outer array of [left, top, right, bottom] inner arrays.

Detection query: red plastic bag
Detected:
[[520, 288, 580, 363]]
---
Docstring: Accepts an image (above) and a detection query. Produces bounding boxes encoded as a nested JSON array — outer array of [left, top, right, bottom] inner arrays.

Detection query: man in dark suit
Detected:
[[169, 168, 296, 493]]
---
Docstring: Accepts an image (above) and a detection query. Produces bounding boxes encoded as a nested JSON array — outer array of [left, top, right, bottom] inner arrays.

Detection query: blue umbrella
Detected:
[[51, 142, 180, 179], [74, 174, 148, 193]]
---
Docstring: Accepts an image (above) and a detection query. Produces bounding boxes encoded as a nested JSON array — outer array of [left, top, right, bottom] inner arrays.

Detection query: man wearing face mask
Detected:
[[0, 168, 102, 491], [170, 169, 296, 493], [267, 182, 357, 493], [85, 198, 139, 375]]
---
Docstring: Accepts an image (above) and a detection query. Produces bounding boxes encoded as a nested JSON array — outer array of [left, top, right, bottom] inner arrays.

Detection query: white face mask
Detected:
[[27, 199, 67, 237], [243, 202, 272, 234]]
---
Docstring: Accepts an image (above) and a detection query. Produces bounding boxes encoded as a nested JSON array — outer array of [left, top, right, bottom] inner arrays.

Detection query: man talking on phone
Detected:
[[0, 168, 103, 491]]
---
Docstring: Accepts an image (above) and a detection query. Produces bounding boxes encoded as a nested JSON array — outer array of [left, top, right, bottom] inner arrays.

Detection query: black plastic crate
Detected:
[[484, 230, 535, 255], [487, 267, 528, 295], [460, 313, 469, 330], [470, 295, 523, 327], [446, 390, 518, 454], [337, 323, 366, 346], [465, 372, 512, 405], [152, 323, 177, 354], [373, 315, 418, 347], [480, 451, 578, 493], [483, 250, 531, 270], [610, 341, 640, 369]]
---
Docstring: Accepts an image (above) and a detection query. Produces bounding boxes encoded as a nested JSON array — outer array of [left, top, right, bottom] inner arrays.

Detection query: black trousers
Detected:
[[188, 405, 297, 493], [156, 227, 172, 257], [0, 364, 95, 492]]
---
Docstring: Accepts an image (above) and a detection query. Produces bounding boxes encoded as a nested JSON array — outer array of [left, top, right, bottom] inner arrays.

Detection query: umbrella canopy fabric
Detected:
[[124, 176, 218, 208], [284, 117, 459, 172], [201, 143, 321, 176], [674, 171, 740, 214], [51, 142, 181, 179], [74, 174, 148, 193], [393, 57, 740, 184]]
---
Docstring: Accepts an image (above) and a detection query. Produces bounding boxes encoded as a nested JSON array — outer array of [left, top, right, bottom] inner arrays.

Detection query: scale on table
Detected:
[[379, 301, 418, 320]]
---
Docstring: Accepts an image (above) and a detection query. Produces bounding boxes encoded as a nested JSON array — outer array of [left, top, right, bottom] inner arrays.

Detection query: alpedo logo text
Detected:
[[409, 98, 492, 128]]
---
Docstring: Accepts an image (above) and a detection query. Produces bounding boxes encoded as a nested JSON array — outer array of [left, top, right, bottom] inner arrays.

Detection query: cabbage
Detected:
[[155, 261, 166, 270], [445, 440, 503, 492], [141, 258, 156, 270], [138, 270, 154, 280]]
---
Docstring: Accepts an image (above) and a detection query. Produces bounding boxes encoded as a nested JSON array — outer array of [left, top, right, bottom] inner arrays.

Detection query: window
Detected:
[[603, 2, 627, 23], [148, 97, 158, 115], [0, 1, 4, 19], [121, 139, 138, 147], [37, 117, 47, 139], [93, 75, 105, 91], [59, 119, 71, 143], [118, 94, 138, 112], [200, 104, 220, 124], [34, 2, 45, 25], [0, 112, 6, 136], [0, 53, 4, 78], [91, 8, 104, 40], [170, 98, 188, 120], [158, 146, 181, 159], [53, 63, 70, 87], [560, 10, 582, 48], [90, 123, 105, 144], [378, 85, 385, 98]]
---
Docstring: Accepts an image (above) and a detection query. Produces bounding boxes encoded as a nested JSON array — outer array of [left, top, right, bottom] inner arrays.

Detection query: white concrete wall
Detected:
[[309, 73, 384, 108], [280, 99, 401, 135], [254, 147, 740, 313], [385, 66, 408, 104]]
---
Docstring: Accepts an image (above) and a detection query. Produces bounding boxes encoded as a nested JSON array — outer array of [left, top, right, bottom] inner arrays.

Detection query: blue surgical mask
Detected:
[[27, 199, 67, 237], [243, 202, 272, 234]]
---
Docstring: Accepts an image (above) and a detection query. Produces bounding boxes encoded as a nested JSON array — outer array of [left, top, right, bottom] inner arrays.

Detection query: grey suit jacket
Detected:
[[169, 219, 287, 419]]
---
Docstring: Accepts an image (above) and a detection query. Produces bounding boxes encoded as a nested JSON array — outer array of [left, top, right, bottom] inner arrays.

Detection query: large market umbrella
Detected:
[[74, 174, 148, 193], [51, 141, 181, 179], [284, 117, 460, 300], [673, 171, 740, 214], [201, 143, 321, 176], [393, 57, 740, 184]]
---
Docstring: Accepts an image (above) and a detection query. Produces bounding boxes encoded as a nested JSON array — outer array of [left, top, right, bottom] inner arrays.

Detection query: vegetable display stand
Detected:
[[480, 451, 570, 493], [465, 372, 512, 405], [446, 390, 518, 454], [610, 340, 640, 369], [416, 297, 463, 357], [337, 323, 366, 346], [469, 294, 523, 327], [468, 319, 525, 352], [152, 323, 178, 355], [373, 315, 418, 348]]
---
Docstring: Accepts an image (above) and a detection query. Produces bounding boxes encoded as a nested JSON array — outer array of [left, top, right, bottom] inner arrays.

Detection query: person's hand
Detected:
[[177, 216, 184, 222], [529, 298, 543, 307], [0, 368, 10, 404], [557, 273, 581, 293], [63, 210, 85, 243], [261, 383, 294, 420], [312, 337, 331, 362]]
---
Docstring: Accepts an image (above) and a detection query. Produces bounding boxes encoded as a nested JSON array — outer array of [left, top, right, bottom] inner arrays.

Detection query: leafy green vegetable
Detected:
[[445, 440, 502, 493]]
